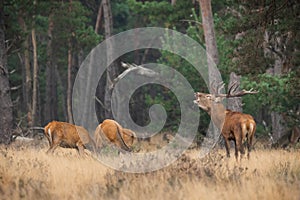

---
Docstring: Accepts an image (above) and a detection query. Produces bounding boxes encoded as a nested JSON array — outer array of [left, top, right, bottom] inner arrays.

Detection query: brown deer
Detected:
[[44, 121, 95, 156], [194, 82, 258, 160], [94, 119, 136, 151]]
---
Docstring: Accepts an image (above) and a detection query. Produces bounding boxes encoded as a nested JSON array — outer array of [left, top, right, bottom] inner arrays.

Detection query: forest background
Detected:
[[0, 0, 299, 145]]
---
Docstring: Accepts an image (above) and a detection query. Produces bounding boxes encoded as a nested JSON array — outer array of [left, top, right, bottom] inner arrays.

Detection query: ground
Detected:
[[0, 134, 300, 200]]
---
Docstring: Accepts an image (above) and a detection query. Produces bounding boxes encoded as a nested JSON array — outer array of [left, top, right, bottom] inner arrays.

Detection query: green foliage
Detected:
[[4, 0, 299, 133], [123, 0, 194, 28], [242, 72, 300, 125], [51, 1, 101, 58]]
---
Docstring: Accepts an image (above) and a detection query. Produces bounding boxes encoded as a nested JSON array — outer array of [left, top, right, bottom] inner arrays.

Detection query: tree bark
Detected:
[[45, 13, 58, 123], [95, 1, 103, 34], [67, 0, 74, 124], [67, 40, 74, 123], [263, 30, 288, 142], [0, 7, 14, 144], [30, 0, 40, 127], [18, 14, 33, 126], [103, 0, 116, 119], [199, 0, 221, 140], [31, 27, 40, 126], [199, 0, 219, 62], [227, 72, 242, 112]]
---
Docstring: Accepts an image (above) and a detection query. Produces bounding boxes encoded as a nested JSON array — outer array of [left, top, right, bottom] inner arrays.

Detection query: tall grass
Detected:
[[0, 139, 299, 200]]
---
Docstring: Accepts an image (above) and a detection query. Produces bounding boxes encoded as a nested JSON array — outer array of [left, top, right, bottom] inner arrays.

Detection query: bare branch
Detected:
[[95, 96, 108, 111]]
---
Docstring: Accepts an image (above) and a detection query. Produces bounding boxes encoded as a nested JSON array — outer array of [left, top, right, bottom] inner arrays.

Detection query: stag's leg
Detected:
[[247, 124, 256, 159], [46, 136, 61, 154], [76, 142, 86, 156], [224, 138, 231, 158], [247, 133, 254, 159], [236, 137, 245, 161], [234, 140, 239, 161]]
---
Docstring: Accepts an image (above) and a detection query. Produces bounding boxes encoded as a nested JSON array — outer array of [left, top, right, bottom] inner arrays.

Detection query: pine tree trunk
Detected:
[[67, 0, 74, 124], [263, 30, 288, 142], [227, 72, 242, 112], [95, 1, 103, 34], [67, 40, 74, 124], [45, 14, 57, 123], [18, 15, 33, 126], [0, 9, 14, 144], [199, 0, 219, 89], [103, 0, 116, 119], [199, 0, 221, 140], [31, 27, 40, 126]]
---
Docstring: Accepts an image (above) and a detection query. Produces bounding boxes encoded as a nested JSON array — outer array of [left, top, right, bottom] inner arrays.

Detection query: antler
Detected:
[[210, 81, 225, 95], [215, 81, 258, 98]]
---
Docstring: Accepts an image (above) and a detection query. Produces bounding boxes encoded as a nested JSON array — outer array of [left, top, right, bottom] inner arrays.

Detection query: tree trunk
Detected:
[[67, 40, 74, 123], [31, 27, 40, 126], [199, 0, 221, 141], [45, 13, 58, 123], [56, 66, 68, 120], [103, 0, 116, 119], [95, 1, 103, 34], [199, 0, 219, 89], [67, 0, 74, 124], [227, 72, 242, 112], [0, 9, 14, 144], [263, 30, 288, 142], [18, 14, 32, 126]]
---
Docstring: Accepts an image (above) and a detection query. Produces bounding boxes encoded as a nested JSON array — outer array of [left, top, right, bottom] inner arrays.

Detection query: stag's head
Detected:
[[194, 81, 258, 114], [193, 92, 221, 114]]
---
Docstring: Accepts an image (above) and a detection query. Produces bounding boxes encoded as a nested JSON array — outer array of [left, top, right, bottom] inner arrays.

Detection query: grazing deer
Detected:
[[94, 119, 136, 151], [44, 121, 95, 156], [194, 82, 258, 160]]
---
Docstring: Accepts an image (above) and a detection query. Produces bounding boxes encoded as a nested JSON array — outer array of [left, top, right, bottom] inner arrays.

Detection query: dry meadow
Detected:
[[0, 136, 300, 200]]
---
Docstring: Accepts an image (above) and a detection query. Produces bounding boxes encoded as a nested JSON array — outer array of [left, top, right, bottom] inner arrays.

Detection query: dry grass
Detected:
[[0, 137, 300, 200]]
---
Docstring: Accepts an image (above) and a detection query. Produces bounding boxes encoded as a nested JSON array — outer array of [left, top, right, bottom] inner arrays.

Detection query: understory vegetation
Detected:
[[0, 137, 299, 200]]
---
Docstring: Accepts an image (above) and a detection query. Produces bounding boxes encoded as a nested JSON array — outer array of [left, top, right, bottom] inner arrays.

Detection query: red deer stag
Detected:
[[44, 121, 95, 156], [94, 119, 136, 151], [194, 82, 258, 160]]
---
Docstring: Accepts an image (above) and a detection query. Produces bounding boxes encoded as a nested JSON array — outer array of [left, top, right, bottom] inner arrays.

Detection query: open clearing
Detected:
[[0, 137, 300, 200]]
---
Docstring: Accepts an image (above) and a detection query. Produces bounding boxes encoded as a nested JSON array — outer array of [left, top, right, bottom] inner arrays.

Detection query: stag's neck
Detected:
[[208, 103, 227, 130]]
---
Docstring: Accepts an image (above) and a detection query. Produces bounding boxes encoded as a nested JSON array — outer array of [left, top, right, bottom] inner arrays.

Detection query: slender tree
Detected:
[[45, 11, 58, 123], [31, 0, 40, 126], [67, 0, 74, 124], [103, 0, 117, 118], [18, 11, 33, 126], [95, 1, 103, 34], [0, 4, 14, 144], [199, 0, 224, 140]]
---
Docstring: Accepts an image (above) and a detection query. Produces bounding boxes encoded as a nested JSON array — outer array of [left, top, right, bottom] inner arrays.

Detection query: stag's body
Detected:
[[194, 82, 257, 160], [44, 121, 95, 155], [222, 110, 256, 159], [94, 119, 136, 151]]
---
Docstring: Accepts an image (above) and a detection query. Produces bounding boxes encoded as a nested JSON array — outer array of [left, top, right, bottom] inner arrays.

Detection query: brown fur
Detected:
[[222, 110, 256, 159], [44, 121, 95, 155], [94, 119, 136, 151], [194, 92, 256, 160]]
